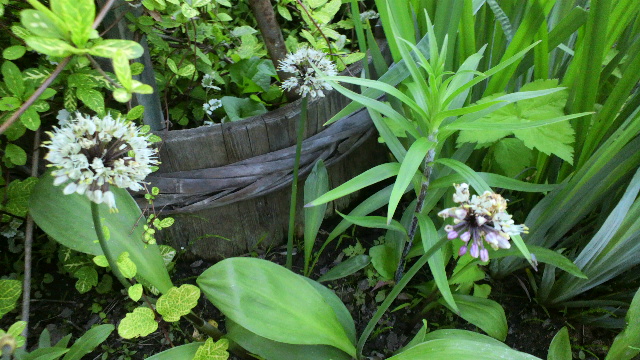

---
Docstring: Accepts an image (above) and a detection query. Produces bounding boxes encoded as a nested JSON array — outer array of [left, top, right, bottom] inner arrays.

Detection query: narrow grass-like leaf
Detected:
[[388, 138, 435, 224], [62, 325, 114, 360], [418, 213, 458, 314], [304, 160, 329, 275], [306, 163, 400, 207], [317, 255, 371, 282], [430, 172, 557, 193], [145, 343, 202, 360], [338, 212, 406, 234]]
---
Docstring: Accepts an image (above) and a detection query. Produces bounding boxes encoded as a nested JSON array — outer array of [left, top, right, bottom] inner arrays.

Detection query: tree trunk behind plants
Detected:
[[248, 0, 299, 101]]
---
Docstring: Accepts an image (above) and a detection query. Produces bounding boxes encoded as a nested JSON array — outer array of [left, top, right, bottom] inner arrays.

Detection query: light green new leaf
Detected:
[[193, 338, 229, 360], [30, 173, 173, 294], [388, 138, 434, 224], [89, 40, 144, 59], [50, 0, 94, 47], [113, 50, 132, 91], [156, 284, 200, 322], [0, 280, 22, 319], [605, 287, 640, 360], [145, 343, 201, 360], [547, 327, 571, 360], [388, 339, 541, 360], [73, 266, 98, 294], [440, 295, 508, 341], [118, 307, 157, 339], [117, 252, 137, 279], [92, 255, 108, 268], [113, 88, 131, 103], [370, 245, 397, 280], [306, 163, 400, 207], [20, 9, 67, 40], [25, 37, 82, 58], [197, 258, 356, 357], [20, 108, 41, 131], [128, 284, 143, 302], [62, 324, 114, 360], [76, 88, 104, 115]]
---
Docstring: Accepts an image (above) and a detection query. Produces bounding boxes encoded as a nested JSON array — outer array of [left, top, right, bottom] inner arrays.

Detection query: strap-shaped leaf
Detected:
[[388, 338, 541, 359]]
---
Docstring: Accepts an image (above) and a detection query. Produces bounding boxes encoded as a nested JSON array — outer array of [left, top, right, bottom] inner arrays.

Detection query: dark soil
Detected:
[[0, 225, 621, 360]]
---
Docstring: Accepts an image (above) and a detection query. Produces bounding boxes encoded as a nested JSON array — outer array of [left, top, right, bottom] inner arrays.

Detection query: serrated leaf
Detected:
[[118, 307, 158, 339], [76, 88, 104, 114], [74, 266, 98, 294], [5, 143, 27, 166], [89, 40, 144, 59], [458, 80, 575, 163], [117, 252, 137, 279], [93, 255, 109, 267], [3, 46, 26, 60], [492, 138, 533, 177], [126, 105, 144, 120], [193, 338, 229, 360], [0, 280, 22, 319], [5, 177, 38, 217], [156, 284, 200, 322], [50, 0, 95, 47], [2, 61, 25, 98], [19, 107, 40, 130], [128, 284, 143, 302], [25, 37, 82, 57]]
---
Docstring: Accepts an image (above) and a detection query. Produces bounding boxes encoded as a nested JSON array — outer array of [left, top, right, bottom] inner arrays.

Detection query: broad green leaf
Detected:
[[474, 284, 491, 299], [317, 255, 370, 282], [118, 307, 158, 339], [3, 46, 26, 60], [73, 266, 98, 294], [76, 88, 104, 115], [369, 245, 396, 280], [193, 338, 229, 360], [128, 284, 143, 302], [220, 96, 267, 122], [492, 138, 534, 178], [25, 37, 82, 57], [440, 295, 508, 341], [177, 64, 196, 78], [388, 138, 434, 224], [30, 173, 173, 294], [226, 319, 352, 360], [0, 97, 20, 111], [145, 343, 201, 360], [306, 163, 401, 207], [4, 144, 27, 166], [605, 287, 640, 360], [2, 61, 24, 98], [117, 252, 137, 279], [51, 0, 94, 47], [89, 40, 144, 59], [0, 280, 22, 319], [113, 50, 132, 91], [62, 324, 114, 360], [304, 160, 329, 275], [197, 258, 356, 357], [388, 339, 541, 359], [126, 105, 145, 120], [547, 327, 571, 360], [156, 284, 200, 322], [421, 329, 511, 348], [303, 277, 356, 345], [20, 9, 67, 40], [418, 214, 457, 314]]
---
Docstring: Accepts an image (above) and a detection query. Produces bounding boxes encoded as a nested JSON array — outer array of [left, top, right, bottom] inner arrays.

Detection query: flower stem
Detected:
[[286, 96, 308, 270], [90, 202, 130, 289], [394, 134, 437, 282]]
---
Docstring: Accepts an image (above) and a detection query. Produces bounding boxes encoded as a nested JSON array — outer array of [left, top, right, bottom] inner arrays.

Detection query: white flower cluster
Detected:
[[360, 10, 379, 22], [44, 113, 159, 211], [201, 73, 221, 90], [438, 183, 529, 262], [203, 98, 222, 115], [278, 47, 338, 98]]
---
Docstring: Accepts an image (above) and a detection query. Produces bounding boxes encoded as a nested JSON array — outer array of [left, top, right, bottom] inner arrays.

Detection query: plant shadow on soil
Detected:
[[0, 220, 627, 360]]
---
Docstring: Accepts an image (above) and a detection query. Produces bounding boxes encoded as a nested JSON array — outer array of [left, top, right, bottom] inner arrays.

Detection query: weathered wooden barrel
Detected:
[[141, 59, 387, 260]]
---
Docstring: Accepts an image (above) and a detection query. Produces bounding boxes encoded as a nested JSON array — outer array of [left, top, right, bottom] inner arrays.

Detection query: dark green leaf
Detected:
[[221, 96, 267, 122], [5, 143, 27, 166], [317, 255, 371, 282], [62, 325, 114, 360], [2, 61, 25, 98], [3, 46, 27, 60], [440, 295, 508, 341], [548, 327, 571, 360]]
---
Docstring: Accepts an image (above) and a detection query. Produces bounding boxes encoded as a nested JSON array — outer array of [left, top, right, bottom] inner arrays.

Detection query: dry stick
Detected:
[[394, 137, 437, 282], [20, 130, 41, 349], [248, 0, 298, 101]]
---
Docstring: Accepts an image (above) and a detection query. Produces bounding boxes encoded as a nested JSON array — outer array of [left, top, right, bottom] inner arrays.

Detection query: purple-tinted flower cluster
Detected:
[[438, 183, 528, 262]]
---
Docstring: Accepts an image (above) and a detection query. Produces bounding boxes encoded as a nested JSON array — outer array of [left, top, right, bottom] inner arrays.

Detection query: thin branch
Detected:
[[93, 0, 117, 29], [0, 57, 71, 135], [20, 129, 40, 350]]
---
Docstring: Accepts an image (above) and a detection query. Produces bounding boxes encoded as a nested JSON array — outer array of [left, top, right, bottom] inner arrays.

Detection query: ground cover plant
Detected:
[[1, 0, 640, 359]]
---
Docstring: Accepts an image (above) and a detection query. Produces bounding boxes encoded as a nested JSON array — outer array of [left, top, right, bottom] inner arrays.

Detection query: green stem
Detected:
[[356, 238, 449, 359], [91, 202, 130, 289], [286, 96, 308, 269]]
